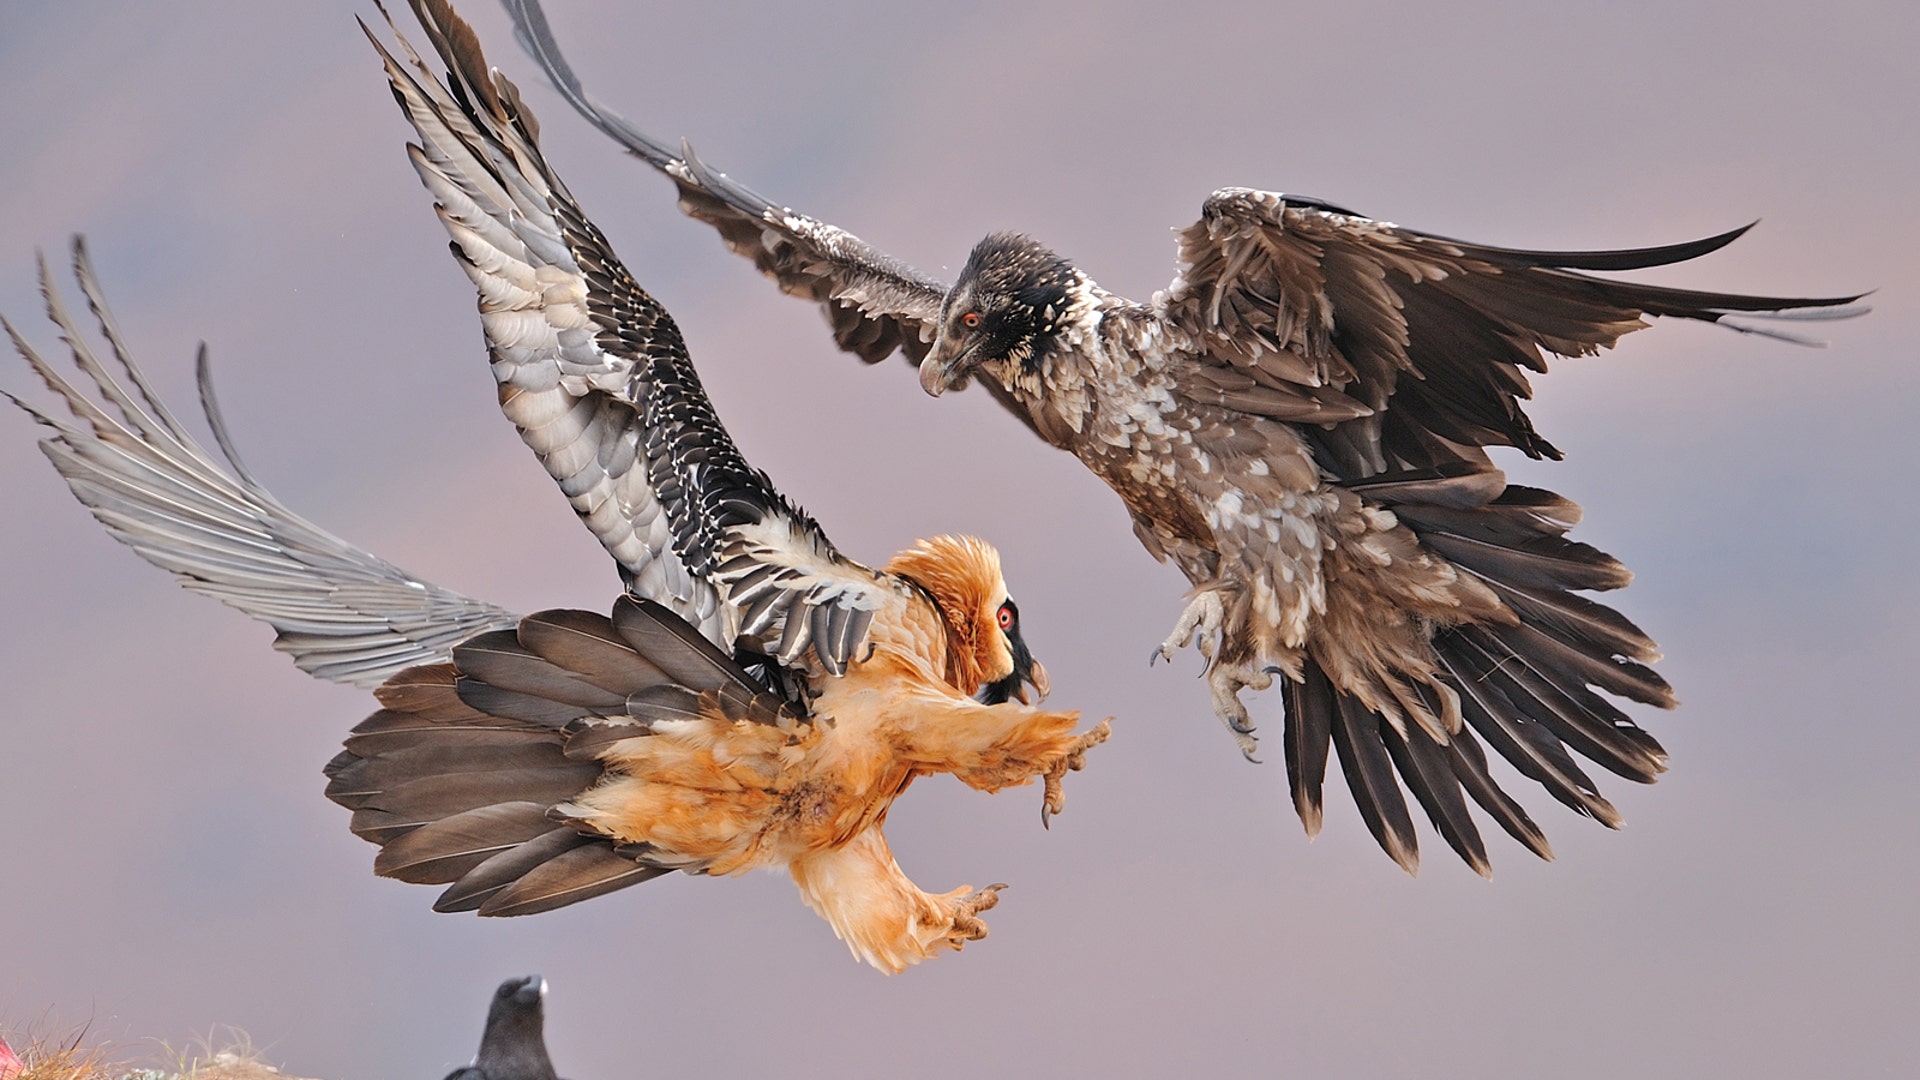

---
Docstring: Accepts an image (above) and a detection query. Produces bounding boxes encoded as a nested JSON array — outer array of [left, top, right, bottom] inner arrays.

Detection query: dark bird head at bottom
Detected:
[[922, 233, 1081, 398], [444, 974, 559, 1080]]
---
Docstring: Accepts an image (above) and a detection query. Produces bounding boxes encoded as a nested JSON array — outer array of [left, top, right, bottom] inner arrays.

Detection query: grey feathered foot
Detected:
[[1151, 589, 1225, 666], [1040, 719, 1113, 827], [1206, 661, 1275, 763]]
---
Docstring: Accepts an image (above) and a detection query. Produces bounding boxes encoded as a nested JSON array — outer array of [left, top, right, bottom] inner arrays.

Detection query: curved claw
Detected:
[[944, 882, 1007, 947], [1206, 663, 1272, 763], [1041, 718, 1114, 827]]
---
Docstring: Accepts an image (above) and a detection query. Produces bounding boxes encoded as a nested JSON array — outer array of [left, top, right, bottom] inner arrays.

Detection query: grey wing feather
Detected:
[[376, 0, 899, 675], [499, 0, 949, 365], [5, 240, 519, 689]]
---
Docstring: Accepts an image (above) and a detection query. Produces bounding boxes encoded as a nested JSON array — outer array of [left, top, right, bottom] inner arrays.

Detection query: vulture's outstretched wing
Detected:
[[1162, 188, 1869, 481], [5, 240, 519, 689], [374, 0, 897, 675], [499, 0, 948, 366]]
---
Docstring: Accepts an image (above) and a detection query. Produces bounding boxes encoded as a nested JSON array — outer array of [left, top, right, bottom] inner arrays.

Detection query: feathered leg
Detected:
[[892, 691, 1112, 821], [788, 827, 1005, 974]]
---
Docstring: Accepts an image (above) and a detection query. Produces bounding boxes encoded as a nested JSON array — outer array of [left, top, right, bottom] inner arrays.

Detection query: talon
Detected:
[[1154, 589, 1225, 668], [947, 882, 1007, 944], [1205, 662, 1273, 762], [1039, 719, 1113, 828], [1235, 730, 1261, 764]]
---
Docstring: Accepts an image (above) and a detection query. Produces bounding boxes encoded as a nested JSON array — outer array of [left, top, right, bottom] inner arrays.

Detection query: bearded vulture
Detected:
[[499, 0, 1866, 876], [3, 0, 1108, 974]]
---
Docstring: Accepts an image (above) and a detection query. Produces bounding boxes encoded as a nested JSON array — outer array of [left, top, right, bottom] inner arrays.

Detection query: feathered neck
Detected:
[[885, 535, 1003, 693]]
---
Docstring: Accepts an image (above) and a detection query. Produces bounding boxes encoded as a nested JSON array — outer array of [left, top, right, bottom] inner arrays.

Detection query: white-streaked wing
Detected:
[[375, 0, 897, 674], [5, 240, 520, 689]]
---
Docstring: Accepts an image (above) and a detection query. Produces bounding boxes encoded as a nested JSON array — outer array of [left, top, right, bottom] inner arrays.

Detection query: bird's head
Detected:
[[886, 535, 1050, 705], [921, 233, 1080, 398], [469, 974, 557, 1079]]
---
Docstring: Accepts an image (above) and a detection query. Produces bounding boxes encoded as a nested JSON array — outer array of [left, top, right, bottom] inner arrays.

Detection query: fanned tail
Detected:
[[325, 596, 802, 916], [1281, 474, 1668, 875]]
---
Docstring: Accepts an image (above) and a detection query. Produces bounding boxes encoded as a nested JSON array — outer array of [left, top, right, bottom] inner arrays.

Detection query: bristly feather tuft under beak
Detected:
[[979, 653, 1048, 706]]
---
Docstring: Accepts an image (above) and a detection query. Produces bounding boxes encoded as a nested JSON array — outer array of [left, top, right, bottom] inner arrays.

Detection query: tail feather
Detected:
[[1280, 661, 1336, 837], [1383, 686, 1492, 878], [1280, 467, 1670, 871], [327, 597, 809, 916], [451, 629, 633, 711], [1446, 727, 1553, 861], [432, 828, 600, 913], [1438, 637, 1624, 827], [371, 801, 555, 883], [1329, 692, 1420, 875], [478, 845, 673, 917], [1453, 627, 1668, 782]]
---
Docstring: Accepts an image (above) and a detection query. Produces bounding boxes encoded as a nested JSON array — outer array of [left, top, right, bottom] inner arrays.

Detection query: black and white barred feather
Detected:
[[373, 0, 896, 675]]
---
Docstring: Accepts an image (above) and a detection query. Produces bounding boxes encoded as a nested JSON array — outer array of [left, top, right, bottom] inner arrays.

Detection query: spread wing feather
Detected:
[[500, 0, 948, 367], [374, 0, 898, 674], [1163, 187, 1867, 479], [4, 241, 519, 689], [324, 596, 801, 917]]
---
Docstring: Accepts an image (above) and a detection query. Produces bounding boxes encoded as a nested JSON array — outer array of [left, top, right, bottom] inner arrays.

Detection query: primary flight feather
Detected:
[[498, 0, 1865, 876]]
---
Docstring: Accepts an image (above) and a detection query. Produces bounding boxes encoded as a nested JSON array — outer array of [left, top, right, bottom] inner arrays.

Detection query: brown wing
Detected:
[[1163, 190, 1864, 873], [1161, 187, 1867, 480], [501, 0, 947, 366]]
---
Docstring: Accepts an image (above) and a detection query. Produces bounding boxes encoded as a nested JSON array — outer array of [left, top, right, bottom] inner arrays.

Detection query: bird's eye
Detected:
[[997, 602, 1014, 630], [961, 311, 982, 329]]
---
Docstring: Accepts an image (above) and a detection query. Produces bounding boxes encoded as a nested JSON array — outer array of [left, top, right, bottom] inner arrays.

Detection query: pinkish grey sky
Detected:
[[2, 1, 1916, 1076]]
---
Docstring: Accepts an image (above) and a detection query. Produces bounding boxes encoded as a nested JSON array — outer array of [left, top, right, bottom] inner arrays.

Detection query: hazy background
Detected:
[[2, 1, 1914, 1076]]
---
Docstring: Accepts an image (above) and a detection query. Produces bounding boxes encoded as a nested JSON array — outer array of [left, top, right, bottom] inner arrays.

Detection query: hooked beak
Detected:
[[919, 337, 979, 397], [977, 648, 1049, 706], [1017, 658, 1050, 704]]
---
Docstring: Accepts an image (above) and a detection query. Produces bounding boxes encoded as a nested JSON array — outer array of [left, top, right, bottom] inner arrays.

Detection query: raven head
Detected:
[[922, 233, 1078, 397], [456, 974, 558, 1080]]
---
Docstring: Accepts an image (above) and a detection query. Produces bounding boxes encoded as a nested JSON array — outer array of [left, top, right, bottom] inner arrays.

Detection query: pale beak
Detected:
[[1014, 659, 1051, 705], [919, 338, 977, 397]]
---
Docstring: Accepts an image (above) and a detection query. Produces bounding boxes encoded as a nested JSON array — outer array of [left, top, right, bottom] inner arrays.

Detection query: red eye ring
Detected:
[[961, 311, 982, 329], [997, 605, 1014, 630]]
